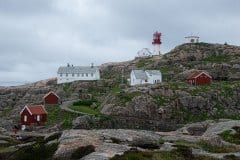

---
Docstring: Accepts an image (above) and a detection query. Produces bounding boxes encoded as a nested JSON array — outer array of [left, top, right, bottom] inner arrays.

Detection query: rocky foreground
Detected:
[[0, 119, 240, 160], [52, 119, 240, 160]]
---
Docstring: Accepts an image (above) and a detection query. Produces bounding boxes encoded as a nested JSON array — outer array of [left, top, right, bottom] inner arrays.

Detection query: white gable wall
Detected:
[[145, 72, 162, 84], [130, 71, 147, 86]]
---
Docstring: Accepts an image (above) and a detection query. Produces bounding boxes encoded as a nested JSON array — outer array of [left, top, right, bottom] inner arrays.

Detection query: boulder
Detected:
[[203, 120, 240, 137], [53, 130, 102, 160], [53, 129, 161, 160]]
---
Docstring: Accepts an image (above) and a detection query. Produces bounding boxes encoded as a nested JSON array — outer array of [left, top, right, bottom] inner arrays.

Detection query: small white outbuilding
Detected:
[[130, 70, 162, 86]]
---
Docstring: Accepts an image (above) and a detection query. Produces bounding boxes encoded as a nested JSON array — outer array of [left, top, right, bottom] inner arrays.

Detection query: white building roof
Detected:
[[132, 70, 161, 80], [145, 70, 161, 76], [132, 70, 148, 80], [57, 66, 99, 74]]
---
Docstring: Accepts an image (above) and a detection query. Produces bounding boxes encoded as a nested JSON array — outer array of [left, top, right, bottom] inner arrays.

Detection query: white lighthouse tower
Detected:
[[152, 31, 162, 55]]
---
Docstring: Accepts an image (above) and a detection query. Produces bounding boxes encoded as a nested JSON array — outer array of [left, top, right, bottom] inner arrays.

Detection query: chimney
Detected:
[[67, 63, 70, 67], [91, 63, 94, 68]]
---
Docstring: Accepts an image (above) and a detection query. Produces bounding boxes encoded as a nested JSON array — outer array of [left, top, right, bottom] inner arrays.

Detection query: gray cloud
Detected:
[[0, 0, 239, 86]]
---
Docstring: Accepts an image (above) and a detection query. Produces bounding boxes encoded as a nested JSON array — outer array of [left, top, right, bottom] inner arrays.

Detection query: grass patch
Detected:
[[168, 82, 187, 90], [202, 55, 231, 63], [111, 151, 154, 160], [73, 99, 98, 106], [111, 86, 121, 94], [63, 83, 71, 92], [69, 105, 99, 115], [174, 140, 200, 149], [153, 96, 167, 106], [198, 140, 239, 153], [136, 58, 153, 68], [111, 149, 220, 160], [45, 106, 79, 129], [0, 146, 17, 154], [0, 107, 13, 117], [219, 126, 240, 145], [117, 91, 141, 104], [70, 99, 101, 115]]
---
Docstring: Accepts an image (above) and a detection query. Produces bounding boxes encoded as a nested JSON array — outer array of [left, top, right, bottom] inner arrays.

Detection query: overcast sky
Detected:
[[0, 0, 240, 86]]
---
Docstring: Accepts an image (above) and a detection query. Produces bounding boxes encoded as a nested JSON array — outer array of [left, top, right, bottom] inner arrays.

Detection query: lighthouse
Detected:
[[152, 31, 162, 55]]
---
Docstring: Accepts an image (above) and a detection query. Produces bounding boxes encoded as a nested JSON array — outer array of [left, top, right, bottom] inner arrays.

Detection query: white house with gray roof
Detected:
[[130, 70, 162, 86], [57, 64, 100, 84]]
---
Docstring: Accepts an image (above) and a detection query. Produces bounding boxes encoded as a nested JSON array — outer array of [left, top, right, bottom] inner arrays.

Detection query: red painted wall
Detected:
[[188, 74, 211, 85], [21, 109, 47, 125], [195, 75, 211, 85], [44, 93, 59, 105]]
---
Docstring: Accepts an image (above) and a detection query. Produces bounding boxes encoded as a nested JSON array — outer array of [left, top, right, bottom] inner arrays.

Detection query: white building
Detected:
[[57, 64, 100, 84], [130, 70, 162, 86], [137, 48, 152, 58], [185, 36, 200, 43]]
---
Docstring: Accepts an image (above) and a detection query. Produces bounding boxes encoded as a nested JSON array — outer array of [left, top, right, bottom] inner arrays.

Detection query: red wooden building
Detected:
[[187, 71, 212, 85], [20, 105, 47, 127], [43, 91, 61, 105]]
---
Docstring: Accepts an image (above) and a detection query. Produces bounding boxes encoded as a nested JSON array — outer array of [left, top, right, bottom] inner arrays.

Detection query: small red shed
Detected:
[[43, 91, 61, 105], [20, 105, 47, 128], [187, 71, 212, 85]]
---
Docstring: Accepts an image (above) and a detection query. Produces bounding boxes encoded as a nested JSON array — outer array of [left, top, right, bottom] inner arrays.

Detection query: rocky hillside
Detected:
[[0, 42, 240, 131], [100, 42, 240, 81]]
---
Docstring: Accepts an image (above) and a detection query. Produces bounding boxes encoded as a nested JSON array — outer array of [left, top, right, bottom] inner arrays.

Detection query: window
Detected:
[[60, 74, 62, 77], [86, 73, 88, 77], [37, 115, 40, 121], [91, 73, 93, 77], [82, 73, 84, 77], [72, 73, 74, 77], [66, 73, 68, 77], [24, 115, 27, 122], [145, 80, 148, 82], [77, 73, 80, 77]]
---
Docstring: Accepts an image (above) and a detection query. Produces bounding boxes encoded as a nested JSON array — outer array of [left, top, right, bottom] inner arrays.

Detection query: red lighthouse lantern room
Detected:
[[152, 31, 162, 45]]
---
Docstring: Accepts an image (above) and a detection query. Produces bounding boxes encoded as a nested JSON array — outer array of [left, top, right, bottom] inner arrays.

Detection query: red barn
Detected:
[[20, 105, 47, 128], [43, 91, 61, 105], [187, 71, 212, 85]]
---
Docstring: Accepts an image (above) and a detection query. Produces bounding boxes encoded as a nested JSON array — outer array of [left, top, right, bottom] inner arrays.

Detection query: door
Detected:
[[37, 115, 40, 121], [24, 115, 27, 122]]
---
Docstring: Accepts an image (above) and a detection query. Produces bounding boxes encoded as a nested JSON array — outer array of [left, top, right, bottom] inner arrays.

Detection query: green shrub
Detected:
[[11, 142, 58, 160], [73, 99, 97, 106]]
